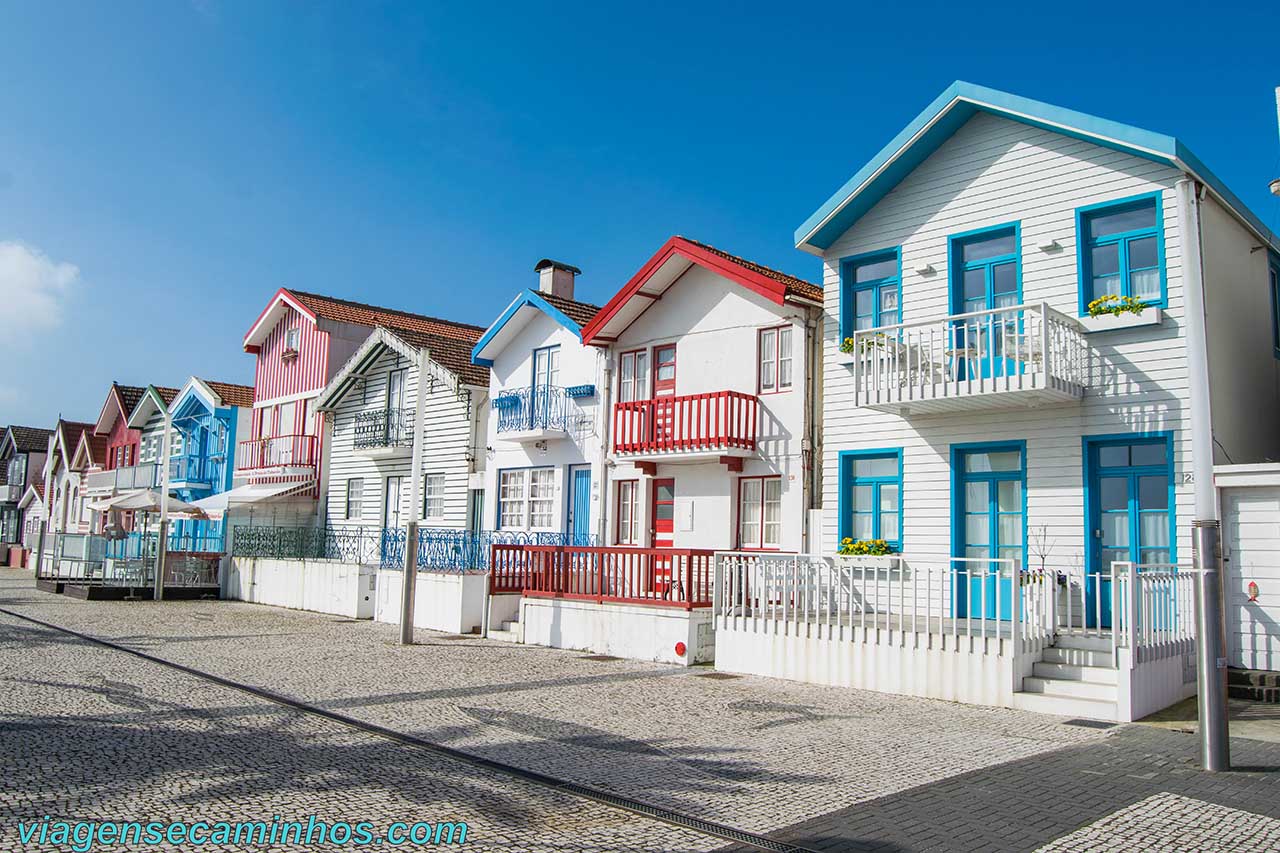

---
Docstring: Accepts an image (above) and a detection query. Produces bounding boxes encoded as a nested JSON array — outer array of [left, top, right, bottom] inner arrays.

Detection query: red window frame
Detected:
[[736, 475, 783, 551], [757, 325, 794, 395], [652, 343, 677, 396], [614, 479, 640, 545]]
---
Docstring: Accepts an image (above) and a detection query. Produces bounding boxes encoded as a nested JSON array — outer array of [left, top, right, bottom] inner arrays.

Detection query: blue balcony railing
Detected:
[[169, 455, 215, 485], [493, 386, 571, 433], [231, 524, 598, 571]]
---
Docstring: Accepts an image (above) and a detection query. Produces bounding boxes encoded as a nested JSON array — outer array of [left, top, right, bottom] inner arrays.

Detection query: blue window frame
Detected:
[[839, 248, 901, 342], [950, 441, 1026, 620], [838, 449, 903, 549], [1075, 192, 1166, 314], [947, 223, 1021, 316], [1269, 254, 1280, 359]]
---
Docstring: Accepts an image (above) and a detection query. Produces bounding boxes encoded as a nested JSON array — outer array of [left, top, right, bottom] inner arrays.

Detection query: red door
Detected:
[[652, 345, 677, 446], [651, 479, 675, 595]]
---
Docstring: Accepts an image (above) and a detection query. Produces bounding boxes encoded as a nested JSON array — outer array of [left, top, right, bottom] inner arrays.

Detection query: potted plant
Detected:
[[837, 537, 898, 570], [1080, 293, 1161, 332]]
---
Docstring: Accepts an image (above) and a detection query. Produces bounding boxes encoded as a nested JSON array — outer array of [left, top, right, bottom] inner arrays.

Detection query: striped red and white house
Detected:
[[240, 288, 485, 496]]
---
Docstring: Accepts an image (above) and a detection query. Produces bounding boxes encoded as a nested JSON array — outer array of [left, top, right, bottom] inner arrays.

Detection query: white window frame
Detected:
[[285, 327, 300, 351], [499, 470, 527, 530], [422, 473, 446, 520], [618, 350, 649, 403], [498, 467, 556, 532], [738, 476, 783, 550], [345, 478, 364, 520]]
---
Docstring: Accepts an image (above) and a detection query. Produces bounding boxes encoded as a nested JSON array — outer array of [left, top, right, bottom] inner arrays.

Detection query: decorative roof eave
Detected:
[[580, 237, 794, 345], [70, 429, 100, 471], [471, 290, 584, 366], [243, 288, 318, 352], [317, 326, 465, 412], [168, 377, 223, 420], [18, 484, 45, 512], [93, 384, 136, 436], [794, 80, 1280, 256], [126, 386, 173, 430]]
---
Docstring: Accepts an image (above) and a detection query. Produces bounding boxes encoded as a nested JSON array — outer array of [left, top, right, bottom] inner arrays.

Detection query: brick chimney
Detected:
[[534, 259, 580, 301]]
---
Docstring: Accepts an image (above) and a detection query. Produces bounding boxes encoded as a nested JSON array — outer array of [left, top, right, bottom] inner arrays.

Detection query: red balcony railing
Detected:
[[490, 545, 715, 610], [612, 390, 758, 454], [236, 434, 318, 472]]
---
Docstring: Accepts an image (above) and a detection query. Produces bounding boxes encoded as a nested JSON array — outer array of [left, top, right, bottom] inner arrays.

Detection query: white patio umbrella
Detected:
[[108, 489, 207, 518]]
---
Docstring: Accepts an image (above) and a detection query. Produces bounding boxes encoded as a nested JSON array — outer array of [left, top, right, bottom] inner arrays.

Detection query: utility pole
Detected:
[[154, 410, 173, 602], [1177, 178, 1230, 771], [1271, 87, 1280, 197], [399, 347, 430, 645]]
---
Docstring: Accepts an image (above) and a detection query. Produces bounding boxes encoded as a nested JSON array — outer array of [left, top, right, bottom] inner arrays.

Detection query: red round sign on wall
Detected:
[[675, 641, 687, 657]]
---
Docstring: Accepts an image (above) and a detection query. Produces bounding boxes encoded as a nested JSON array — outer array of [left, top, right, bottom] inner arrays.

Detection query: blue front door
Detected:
[[955, 444, 1024, 619], [568, 467, 591, 544], [1085, 436, 1174, 628]]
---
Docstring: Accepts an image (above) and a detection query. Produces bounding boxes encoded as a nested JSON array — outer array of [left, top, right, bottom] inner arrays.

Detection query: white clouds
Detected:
[[0, 241, 80, 338]]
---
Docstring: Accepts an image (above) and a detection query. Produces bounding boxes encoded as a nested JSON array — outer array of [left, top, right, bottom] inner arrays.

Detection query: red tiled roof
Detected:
[[154, 386, 181, 406], [114, 384, 147, 416], [678, 237, 823, 302], [384, 325, 490, 388], [83, 432, 110, 465], [289, 290, 486, 343], [202, 380, 256, 408], [57, 421, 94, 455], [540, 291, 602, 328], [32, 482, 45, 501]]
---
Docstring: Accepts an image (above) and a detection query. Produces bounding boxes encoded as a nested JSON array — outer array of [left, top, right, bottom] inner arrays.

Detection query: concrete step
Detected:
[[1042, 646, 1114, 668], [1053, 633, 1113, 652], [1022, 676, 1117, 702], [1228, 668, 1280, 689], [1011, 691, 1120, 722], [501, 620, 519, 632], [1032, 661, 1119, 685], [1229, 684, 1280, 703], [487, 628, 519, 643]]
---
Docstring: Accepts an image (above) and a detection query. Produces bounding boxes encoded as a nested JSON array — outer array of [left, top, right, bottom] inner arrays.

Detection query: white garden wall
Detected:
[[222, 556, 376, 619], [374, 569, 487, 635], [520, 598, 715, 665]]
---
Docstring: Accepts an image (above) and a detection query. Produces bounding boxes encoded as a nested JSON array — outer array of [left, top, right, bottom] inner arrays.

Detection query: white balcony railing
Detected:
[[84, 463, 159, 494], [845, 302, 1088, 413]]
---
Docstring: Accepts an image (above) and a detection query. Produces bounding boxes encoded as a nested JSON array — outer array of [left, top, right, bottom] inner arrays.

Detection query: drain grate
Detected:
[[1063, 718, 1117, 729], [581, 654, 622, 662], [698, 672, 743, 680]]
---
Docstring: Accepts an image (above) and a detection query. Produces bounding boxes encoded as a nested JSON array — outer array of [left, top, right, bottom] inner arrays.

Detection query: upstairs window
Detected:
[[840, 249, 900, 340], [1077, 194, 1164, 312], [284, 327, 301, 351], [618, 350, 649, 402], [758, 326, 793, 393]]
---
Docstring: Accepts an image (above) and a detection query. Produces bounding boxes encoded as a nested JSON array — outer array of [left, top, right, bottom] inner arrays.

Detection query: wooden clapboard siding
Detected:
[[818, 111, 1195, 569], [253, 305, 328, 406], [325, 346, 480, 530]]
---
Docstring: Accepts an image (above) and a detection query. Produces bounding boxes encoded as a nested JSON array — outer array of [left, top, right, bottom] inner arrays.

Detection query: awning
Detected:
[[191, 481, 315, 520], [87, 489, 207, 517]]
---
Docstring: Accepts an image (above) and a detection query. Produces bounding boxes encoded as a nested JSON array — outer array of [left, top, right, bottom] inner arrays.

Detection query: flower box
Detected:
[[1080, 307, 1162, 333]]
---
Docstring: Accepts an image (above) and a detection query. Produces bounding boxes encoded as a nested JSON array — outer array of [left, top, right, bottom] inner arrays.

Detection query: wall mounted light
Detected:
[[1038, 239, 1062, 252], [915, 264, 936, 276]]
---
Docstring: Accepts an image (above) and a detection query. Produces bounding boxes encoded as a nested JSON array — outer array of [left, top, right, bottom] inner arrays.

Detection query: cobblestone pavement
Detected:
[[6, 569, 1280, 852], [0, 609, 720, 852], [1035, 793, 1280, 853], [0, 570, 1103, 836]]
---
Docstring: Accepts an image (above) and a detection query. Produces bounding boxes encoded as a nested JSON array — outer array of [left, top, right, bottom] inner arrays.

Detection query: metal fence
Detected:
[[232, 525, 599, 571]]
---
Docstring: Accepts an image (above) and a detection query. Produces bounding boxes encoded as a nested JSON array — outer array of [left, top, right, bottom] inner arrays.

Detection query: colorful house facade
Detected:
[[0, 425, 54, 565]]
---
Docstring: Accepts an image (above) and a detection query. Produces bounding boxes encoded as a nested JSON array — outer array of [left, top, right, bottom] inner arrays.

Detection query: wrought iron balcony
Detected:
[[493, 386, 571, 439], [353, 407, 414, 451]]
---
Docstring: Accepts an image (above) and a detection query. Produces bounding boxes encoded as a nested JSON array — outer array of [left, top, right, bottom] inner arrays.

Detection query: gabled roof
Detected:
[[18, 482, 45, 512], [94, 383, 147, 435], [1, 425, 54, 455], [71, 429, 110, 470], [202, 380, 255, 408], [795, 80, 1280, 255], [125, 385, 182, 430], [318, 324, 489, 412], [471, 289, 602, 366], [170, 377, 255, 420], [580, 236, 821, 345], [53, 420, 94, 459], [243, 287, 486, 350]]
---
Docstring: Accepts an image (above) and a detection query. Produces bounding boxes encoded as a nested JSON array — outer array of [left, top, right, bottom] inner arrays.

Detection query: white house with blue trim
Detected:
[[713, 82, 1280, 721]]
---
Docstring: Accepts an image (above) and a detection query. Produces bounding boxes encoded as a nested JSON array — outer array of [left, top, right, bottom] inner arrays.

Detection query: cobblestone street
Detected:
[[4, 568, 1280, 852]]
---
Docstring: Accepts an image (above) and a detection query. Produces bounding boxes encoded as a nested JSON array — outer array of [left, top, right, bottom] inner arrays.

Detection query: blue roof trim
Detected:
[[471, 289, 583, 365], [795, 81, 1277, 254]]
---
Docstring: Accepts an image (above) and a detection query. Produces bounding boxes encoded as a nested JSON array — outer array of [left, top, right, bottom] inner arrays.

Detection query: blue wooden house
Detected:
[[166, 378, 255, 553]]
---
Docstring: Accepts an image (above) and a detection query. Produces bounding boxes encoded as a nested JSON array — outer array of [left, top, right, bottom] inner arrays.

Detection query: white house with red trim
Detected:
[[485, 238, 822, 665], [581, 237, 824, 557], [712, 82, 1280, 721]]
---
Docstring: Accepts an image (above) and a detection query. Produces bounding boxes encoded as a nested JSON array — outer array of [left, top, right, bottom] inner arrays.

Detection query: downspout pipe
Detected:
[[1176, 176, 1230, 771]]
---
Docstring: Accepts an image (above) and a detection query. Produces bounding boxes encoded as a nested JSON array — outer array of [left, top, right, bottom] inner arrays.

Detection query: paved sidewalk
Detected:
[[0, 569, 1101, 835], [6, 568, 1280, 852]]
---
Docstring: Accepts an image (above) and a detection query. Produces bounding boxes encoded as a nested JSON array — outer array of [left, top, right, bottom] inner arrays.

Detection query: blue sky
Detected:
[[1, 1, 1278, 427]]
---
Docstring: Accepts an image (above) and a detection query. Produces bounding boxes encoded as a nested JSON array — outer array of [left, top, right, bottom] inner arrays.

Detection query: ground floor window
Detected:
[[422, 473, 446, 519], [345, 478, 364, 520], [616, 480, 640, 544], [738, 476, 782, 549], [499, 467, 556, 531], [839, 449, 902, 549]]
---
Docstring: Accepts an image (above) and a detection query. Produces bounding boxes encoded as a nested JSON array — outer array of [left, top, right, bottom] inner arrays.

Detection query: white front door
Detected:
[[384, 475, 404, 529]]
